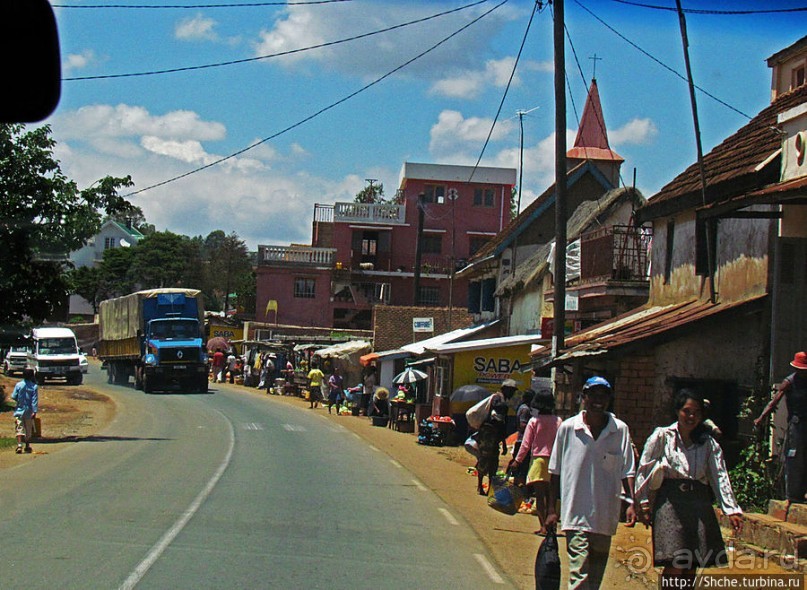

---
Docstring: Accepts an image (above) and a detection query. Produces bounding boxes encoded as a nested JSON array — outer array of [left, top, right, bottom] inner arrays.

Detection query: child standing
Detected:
[[12, 368, 39, 454]]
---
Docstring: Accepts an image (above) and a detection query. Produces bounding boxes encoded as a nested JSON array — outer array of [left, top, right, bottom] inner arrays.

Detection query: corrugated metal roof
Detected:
[[400, 320, 499, 355], [428, 334, 546, 354], [531, 295, 766, 366]]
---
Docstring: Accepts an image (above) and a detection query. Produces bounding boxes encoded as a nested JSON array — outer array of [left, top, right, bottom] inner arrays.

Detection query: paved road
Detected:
[[0, 370, 513, 589]]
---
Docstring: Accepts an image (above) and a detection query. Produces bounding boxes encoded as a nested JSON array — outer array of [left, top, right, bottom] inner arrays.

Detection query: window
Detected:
[[793, 65, 806, 91], [473, 187, 494, 207], [468, 281, 481, 313], [104, 237, 116, 250], [663, 220, 675, 284], [481, 278, 496, 312], [418, 286, 440, 306], [361, 238, 377, 256], [423, 184, 445, 204], [469, 236, 489, 256], [293, 278, 316, 298], [421, 234, 442, 254], [695, 218, 717, 277]]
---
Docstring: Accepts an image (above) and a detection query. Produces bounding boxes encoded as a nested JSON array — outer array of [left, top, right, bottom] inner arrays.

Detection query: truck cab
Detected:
[[28, 327, 83, 385]]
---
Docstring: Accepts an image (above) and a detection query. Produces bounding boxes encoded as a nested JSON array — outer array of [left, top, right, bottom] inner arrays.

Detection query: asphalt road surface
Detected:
[[0, 369, 514, 589]]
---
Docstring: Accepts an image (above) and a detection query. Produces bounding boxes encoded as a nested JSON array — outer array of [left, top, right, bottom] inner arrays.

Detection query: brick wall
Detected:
[[373, 305, 475, 352], [614, 351, 657, 448]]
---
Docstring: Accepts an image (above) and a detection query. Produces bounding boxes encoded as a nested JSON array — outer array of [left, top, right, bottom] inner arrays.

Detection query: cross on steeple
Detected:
[[589, 53, 603, 80]]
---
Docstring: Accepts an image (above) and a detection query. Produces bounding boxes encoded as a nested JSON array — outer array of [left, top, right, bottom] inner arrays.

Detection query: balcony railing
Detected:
[[580, 225, 652, 282], [258, 244, 336, 266], [333, 201, 406, 224]]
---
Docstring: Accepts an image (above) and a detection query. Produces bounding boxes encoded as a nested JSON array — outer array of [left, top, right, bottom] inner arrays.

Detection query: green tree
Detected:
[[127, 231, 204, 289], [203, 232, 251, 314], [0, 123, 134, 326], [354, 182, 386, 204], [97, 246, 137, 299], [68, 266, 103, 314]]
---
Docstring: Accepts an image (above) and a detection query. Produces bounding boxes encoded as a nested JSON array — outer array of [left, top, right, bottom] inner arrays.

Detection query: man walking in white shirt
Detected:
[[545, 376, 636, 589]]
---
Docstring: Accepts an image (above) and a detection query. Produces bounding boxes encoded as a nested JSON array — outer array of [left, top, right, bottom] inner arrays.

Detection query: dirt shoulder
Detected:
[[0, 361, 116, 469]]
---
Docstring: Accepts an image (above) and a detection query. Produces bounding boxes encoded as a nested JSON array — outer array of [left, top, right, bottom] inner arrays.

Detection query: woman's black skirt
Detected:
[[651, 478, 728, 568]]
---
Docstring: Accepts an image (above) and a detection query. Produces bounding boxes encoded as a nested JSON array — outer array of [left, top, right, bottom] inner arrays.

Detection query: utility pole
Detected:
[[365, 178, 378, 202], [675, 0, 716, 304], [413, 193, 425, 305], [552, 0, 568, 355]]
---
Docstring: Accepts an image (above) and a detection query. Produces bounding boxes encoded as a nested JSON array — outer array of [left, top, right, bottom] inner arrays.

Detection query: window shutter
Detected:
[[468, 281, 481, 313], [481, 278, 496, 312]]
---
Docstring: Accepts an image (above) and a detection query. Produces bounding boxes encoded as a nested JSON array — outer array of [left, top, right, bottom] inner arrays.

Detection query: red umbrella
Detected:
[[207, 336, 229, 352]]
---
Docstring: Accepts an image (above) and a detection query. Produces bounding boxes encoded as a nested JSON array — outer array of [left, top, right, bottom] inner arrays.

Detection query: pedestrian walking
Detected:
[[635, 388, 743, 581], [211, 348, 225, 383], [327, 368, 344, 414], [475, 401, 508, 495], [307, 363, 324, 409], [226, 352, 237, 384], [545, 376, 636, 590], [12, 368, 38, 454], [511, 388, 561, 533], [361, 365, 377, 416], [754, 351, 807, 504], [511, 389, 535, 486]]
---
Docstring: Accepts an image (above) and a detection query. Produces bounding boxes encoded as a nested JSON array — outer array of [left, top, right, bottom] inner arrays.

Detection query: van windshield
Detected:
[[38, 338, 77, 355]]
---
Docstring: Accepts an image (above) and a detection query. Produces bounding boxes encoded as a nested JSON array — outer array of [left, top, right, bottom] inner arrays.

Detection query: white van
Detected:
[[28, 327, 83, 385]]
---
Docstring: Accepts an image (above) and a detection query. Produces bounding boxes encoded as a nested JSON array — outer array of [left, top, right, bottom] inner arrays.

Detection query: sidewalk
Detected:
[[245, 388, 796, 588]]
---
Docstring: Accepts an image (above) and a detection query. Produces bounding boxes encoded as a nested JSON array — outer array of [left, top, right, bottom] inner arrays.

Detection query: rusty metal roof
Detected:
[[530, 294, 766, 366]]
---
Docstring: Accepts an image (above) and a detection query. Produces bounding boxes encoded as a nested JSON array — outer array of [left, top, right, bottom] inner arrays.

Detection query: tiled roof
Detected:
[[638, 83, 807, 221]]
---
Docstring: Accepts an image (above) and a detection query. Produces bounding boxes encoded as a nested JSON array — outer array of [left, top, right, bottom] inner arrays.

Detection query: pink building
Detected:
[[256, 162, 517, 330]]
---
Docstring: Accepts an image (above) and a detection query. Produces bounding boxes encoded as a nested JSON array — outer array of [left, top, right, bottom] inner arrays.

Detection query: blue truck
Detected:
[[97, 289, 208, 393]]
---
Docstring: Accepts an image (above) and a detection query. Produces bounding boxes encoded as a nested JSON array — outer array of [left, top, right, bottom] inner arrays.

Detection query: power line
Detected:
[[64, 0, 491, 81], [574, 0, 754, 120], [467, 0, 544, 182], [610, 0, 807, 15], [54, 0, 351, 8], [124, 0, 509, 197]]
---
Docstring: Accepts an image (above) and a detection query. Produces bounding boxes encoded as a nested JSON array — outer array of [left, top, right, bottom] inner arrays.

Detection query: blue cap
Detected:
[[583, 376, 612, 391]]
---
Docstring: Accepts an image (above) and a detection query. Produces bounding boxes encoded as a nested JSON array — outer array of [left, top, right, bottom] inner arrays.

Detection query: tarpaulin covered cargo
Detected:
[[98, 289, 204, 342]]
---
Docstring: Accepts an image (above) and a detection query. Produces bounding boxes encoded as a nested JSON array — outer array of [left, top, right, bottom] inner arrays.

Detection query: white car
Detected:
[[79, 353, 89, 374], [3, 346, 29, 376]]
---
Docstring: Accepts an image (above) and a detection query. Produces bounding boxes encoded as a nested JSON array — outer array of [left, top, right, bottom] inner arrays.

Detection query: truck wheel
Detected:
[[143, 374, 154, 394], [114, 363, 128, 385], [198, 377, 209, 394]]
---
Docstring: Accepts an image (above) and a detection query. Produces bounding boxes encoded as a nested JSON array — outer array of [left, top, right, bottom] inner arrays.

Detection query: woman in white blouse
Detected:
[[635, 389, 743, 578]]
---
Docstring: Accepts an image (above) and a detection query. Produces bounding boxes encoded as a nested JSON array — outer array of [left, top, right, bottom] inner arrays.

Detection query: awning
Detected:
[[530, 294, 766, 369], [314, 340, 372, 359], [426, 334, 547, 354], [400, 320, 499, 356], [359, 352, 379, 366]]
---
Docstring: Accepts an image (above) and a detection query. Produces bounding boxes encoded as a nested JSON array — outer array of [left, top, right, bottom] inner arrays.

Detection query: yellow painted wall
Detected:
[[451, 344, 532, 393], [210, 324, 244, 342]]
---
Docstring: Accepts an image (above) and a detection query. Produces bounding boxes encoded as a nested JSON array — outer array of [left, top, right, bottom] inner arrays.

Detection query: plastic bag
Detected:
[[487, 473, 523, 515], [534, 528, 561, 590], [466, 395, 494, 430], [464, 433, 479, 458]]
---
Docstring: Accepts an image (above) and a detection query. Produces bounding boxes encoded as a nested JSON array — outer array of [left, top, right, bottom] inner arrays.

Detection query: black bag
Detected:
[[534, 527, 561, 590]]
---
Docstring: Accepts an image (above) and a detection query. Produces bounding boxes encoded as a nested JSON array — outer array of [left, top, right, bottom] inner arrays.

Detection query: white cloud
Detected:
[[62, 50, 100, 72], [429, 110, 515, 157], [175, 15, 219, 41], [251, 4, 521, 79], [430, 58, 552, 99], [609, 118, 658, 145]]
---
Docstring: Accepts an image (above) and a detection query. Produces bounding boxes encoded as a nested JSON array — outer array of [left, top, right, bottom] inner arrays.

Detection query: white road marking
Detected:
[[389, 459, 403, 469], [368, 445, 379, 452], [351, 433, 361, 440], [438, 507, 459, 526], [282, 424, 306, 432], [412, 478, 427, 491], [474, 553, 505, 584], [243, 422, 264, 431], [119, 409, 235, 590]]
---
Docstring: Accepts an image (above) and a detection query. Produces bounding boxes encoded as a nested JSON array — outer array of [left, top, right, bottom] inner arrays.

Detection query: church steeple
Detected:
[[566, 78, 623, 187]]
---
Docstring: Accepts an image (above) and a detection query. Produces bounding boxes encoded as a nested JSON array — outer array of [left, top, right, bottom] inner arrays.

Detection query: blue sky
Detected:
[[46, 0, 807, 249]]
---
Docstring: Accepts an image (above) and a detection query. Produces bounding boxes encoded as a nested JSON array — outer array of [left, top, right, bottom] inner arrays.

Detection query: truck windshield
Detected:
[[38, 338, 77, 355], [150, 320, 198, 340]]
